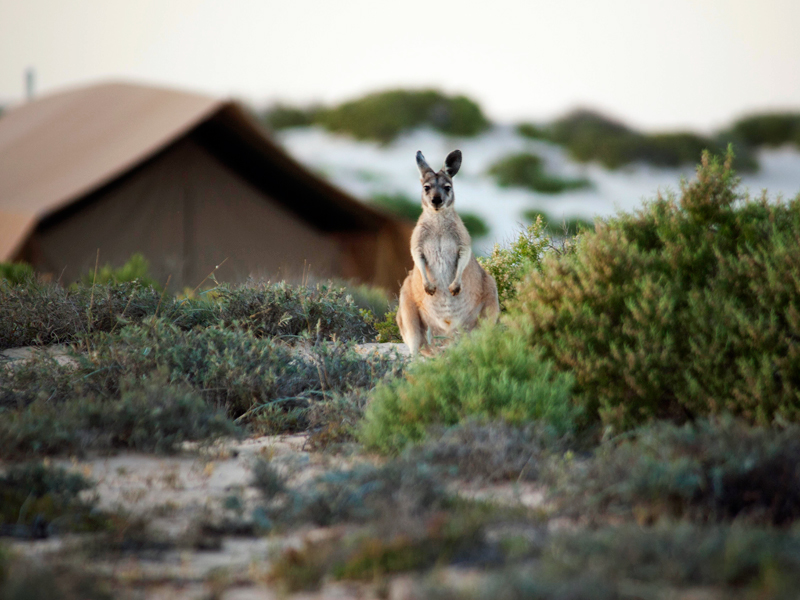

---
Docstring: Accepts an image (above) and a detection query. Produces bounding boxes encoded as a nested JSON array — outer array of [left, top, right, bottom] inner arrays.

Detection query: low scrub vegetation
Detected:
[[0, 278, 375, 350], [488, 152, 591, 194], [406, 419, 575, 483], [0, 462, 108, 538], [554, 418, 800, 526], [361, 324, 576, 453], [1, 320, 402, 456], [1, 368, 237, 457], [425, 524, 800, 600]]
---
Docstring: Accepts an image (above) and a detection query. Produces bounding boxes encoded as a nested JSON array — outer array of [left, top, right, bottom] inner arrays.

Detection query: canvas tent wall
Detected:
[[0, 82, 412, 290]]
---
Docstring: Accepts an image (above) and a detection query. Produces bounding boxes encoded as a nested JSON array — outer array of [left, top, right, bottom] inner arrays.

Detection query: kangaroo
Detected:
[[397, 149, 500, 356]]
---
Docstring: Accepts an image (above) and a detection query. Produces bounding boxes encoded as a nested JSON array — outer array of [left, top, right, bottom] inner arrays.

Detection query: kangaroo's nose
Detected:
[[432, 196, 443, 207]]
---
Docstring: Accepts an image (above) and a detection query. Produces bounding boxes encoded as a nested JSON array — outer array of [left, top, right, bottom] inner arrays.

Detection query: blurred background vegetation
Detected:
[[260, 87, 800, 173]]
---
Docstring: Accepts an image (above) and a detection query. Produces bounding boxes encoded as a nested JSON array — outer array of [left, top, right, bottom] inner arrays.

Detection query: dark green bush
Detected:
[[371, 192, 490, 238], [315, 89, 490, 143], [0, 262, 35, 285], [554, 419, 800, 526], [515, 150, 800, 430], [729, 112, 800, 148], [488, 152, 591, 194], [549, 109, 758, 172], [361, 324, 576, 453]]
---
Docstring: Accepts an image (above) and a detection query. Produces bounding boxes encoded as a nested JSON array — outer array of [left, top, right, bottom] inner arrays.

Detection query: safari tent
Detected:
[[0, 82, 413, 290]]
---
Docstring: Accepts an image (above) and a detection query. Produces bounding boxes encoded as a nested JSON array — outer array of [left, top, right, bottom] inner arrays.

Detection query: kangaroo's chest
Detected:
[[421, 232, 459, 284]]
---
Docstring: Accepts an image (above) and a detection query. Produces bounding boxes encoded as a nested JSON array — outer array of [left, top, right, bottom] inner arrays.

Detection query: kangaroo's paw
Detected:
[[424, 283, 437, 295], [449, 281, 461, 296]]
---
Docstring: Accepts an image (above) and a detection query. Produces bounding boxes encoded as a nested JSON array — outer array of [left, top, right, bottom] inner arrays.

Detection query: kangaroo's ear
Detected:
[[416, 151, 434, 177], [443, 150, 462, 177]]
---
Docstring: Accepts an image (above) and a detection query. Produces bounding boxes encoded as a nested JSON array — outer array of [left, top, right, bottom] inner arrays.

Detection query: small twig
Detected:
[[87, 249, 100, 331], [190, 258, 229, 297]]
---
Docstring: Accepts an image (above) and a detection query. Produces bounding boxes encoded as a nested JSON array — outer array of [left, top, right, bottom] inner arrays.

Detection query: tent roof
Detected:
[[0, 81, 395, 261]]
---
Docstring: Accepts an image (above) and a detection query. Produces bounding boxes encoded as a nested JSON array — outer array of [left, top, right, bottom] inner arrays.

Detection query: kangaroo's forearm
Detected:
[[412, 250, 432, 284], [452, 245, 471, 284]]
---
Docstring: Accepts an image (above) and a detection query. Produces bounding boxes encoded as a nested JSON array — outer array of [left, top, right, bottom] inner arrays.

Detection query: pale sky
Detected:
[[2, 0, 800, 131]]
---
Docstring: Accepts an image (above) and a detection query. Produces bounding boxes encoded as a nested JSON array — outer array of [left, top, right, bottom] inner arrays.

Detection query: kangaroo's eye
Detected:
[[423, 185, 431, 192], [443, 186, 451, 192]]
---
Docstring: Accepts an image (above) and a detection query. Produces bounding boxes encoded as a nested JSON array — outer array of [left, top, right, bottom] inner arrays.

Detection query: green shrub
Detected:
[[549, 109, 758, 172], [0, 262, 35, 285], [477, 219, 549, 310], [514, 150, 800, 430], [728, 112, 800, 148], [522, 209, 593, 237], [374, 306, 402, 342], [315, 89, 490, 143], [361, 324, 577, 453], [260, 103, 318, 130], [371, 193, 490, 238], [79, 253, 160, 289], [554, 418, 800, 526], [488, 152, 591, 194]]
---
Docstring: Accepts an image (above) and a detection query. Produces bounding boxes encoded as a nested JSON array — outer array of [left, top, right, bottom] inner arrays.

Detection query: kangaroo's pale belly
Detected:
[[419, 236, 479, 333]]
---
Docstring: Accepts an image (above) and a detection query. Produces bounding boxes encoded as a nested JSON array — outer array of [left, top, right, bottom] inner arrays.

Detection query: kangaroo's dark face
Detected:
[[416, 150, 462, 213]]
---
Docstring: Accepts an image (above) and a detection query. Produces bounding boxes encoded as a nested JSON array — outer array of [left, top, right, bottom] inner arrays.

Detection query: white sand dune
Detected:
[[278, 126, 800, 255]]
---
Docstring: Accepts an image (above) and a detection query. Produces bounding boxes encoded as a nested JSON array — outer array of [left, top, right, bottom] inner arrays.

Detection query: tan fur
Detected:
[[397, 150, 500, 356]]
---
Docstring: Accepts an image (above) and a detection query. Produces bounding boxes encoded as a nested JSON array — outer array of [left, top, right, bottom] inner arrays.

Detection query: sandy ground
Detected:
[[2, 340, 549, 598], [6, 426, 544, 599]]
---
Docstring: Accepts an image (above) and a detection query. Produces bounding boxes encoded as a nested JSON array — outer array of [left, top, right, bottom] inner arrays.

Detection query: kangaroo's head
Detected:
[[415, 150, 462, 213]]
